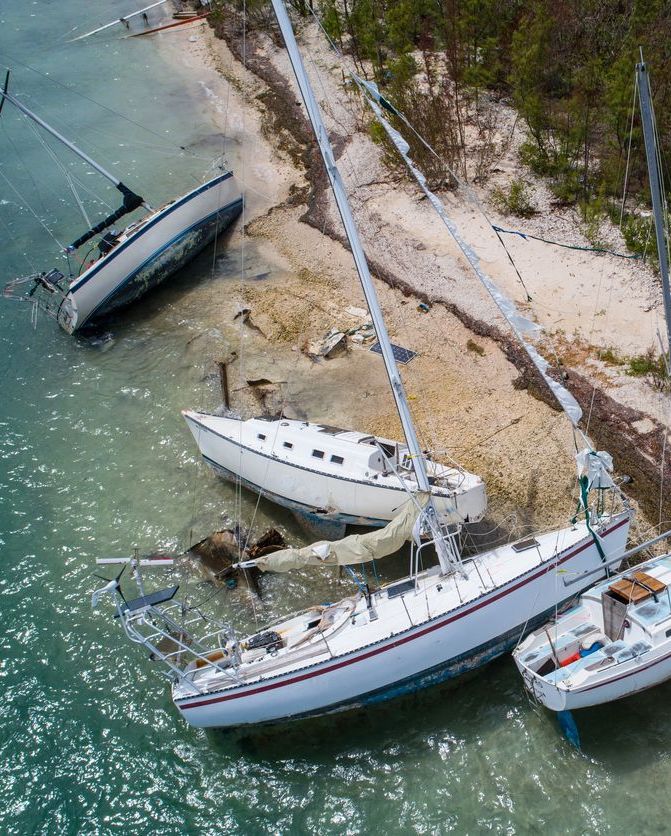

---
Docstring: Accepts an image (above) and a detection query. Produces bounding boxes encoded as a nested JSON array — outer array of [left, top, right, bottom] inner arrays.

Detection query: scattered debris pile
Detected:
[[185, 526, 288, 597]]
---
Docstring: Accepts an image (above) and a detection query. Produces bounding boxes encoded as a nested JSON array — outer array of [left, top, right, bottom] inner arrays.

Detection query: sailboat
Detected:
[[93, 0, 633, 729], [182, 411, 488, 531], [1, 74, 243, 334], [514, 56, 671, 716]]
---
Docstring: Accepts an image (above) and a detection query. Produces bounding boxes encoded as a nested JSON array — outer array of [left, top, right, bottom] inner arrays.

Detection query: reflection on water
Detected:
[[2, 2, 671, 834]]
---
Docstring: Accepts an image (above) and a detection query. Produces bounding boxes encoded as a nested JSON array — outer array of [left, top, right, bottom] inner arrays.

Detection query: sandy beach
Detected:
[[149, 10, 670, 534]]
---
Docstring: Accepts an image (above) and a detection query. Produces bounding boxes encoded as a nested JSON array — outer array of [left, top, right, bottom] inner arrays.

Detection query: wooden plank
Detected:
[[609, 571, 666, 604]]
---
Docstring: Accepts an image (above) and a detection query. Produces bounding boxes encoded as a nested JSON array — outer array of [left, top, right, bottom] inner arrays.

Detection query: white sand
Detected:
[[148, 16, 669, 529]]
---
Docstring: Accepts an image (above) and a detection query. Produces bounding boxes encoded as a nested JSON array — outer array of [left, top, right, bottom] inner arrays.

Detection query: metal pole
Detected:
[[270, 0, 459, 574], [563, 526, 671, 588], [0, 90, 123, 187], [637, 56, 671, 362]]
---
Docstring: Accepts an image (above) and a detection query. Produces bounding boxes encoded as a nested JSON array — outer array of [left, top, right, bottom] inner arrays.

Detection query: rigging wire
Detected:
[[0, 52, 210, 163], [619, 74, 638, 228], [0, 167, 65, 249]]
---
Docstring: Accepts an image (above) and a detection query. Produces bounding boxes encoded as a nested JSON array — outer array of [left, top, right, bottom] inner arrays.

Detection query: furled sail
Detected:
[[251, 494, 427, 573], [356, 79, 583, 428]]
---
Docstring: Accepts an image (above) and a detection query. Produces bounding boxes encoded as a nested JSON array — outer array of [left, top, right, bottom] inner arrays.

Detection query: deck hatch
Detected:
[[512, 538, 540, 553]]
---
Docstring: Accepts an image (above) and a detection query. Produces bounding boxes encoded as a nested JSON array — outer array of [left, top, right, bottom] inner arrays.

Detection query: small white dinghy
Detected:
[[1, 75, 242, 333], [513, 551, 671, 712], [182, 411, 487, 529]]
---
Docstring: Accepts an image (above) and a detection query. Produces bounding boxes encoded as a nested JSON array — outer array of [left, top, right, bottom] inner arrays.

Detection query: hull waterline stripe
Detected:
[[570, 645, 671, 696], [178, 514, 630, 711]]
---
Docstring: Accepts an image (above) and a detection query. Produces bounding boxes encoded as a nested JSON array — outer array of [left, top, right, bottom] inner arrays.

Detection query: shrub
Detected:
[[627, 348, 670, 390], [491, 179, 536, 217]]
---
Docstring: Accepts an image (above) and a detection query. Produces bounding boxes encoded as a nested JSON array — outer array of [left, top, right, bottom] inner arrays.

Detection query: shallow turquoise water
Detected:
[[2, 3, 671, 834]]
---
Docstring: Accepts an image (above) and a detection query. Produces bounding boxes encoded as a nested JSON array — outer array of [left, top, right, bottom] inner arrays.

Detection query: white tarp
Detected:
[[254, 494, 428, 573], [576, 448, 615, 490], [357, 79, 583, 428]]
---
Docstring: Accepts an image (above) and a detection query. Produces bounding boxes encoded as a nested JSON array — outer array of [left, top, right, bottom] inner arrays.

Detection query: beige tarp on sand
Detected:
[[254, 494, 428, 573]]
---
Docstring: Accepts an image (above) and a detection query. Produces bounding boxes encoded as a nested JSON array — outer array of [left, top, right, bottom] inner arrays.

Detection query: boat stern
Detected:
[[56, 293, 78, 334]]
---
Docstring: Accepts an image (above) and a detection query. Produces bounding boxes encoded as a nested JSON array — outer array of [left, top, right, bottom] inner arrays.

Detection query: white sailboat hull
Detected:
[[183, 411, 488, 527], [58, 172, 242, 332], [514, 552, 671, 711], [518, 645, 671, 712], [173, 511, 631, 728]]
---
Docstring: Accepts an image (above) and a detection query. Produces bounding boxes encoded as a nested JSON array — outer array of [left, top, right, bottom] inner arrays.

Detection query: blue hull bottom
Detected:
[[84, 199, 242, 327]]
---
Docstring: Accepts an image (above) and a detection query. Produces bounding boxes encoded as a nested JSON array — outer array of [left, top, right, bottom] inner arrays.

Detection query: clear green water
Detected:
[[2, 3, 671, 834]]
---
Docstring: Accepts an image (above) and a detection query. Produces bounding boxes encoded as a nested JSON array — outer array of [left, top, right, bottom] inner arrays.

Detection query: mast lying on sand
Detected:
[[636, 55, 671, 367], [270, 0, 461, 575]]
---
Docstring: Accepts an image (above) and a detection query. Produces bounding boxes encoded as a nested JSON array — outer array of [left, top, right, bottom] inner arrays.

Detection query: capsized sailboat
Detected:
[[1, 75, 242, 333], [514, 55, 671, 718], [94, 0, 634, 729]]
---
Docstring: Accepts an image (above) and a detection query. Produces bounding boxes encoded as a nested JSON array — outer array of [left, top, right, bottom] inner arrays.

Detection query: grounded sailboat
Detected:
[[514, 57, 671, 719], [1, 75, 242, 333], [513, 540, 671, 712], [182, 412, 488, 530], [94, 1, 633, 729]]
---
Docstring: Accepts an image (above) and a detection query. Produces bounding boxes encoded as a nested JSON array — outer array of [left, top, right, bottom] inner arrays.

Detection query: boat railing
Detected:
[[410, 524, 463, 582], [117, 597, 243, 694]]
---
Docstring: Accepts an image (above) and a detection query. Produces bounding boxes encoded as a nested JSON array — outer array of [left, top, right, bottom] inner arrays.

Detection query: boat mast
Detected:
[[636, 54, 671, 364], [0, 76, 149, 251], [270, 0, 461, 574]]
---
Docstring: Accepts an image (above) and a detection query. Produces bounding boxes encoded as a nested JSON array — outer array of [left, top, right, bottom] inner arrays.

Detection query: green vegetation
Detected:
[[491, 180, 536, 217], [306, 0, 671, 248], [627, 348, 669, 389], [466, 338, 486, 356], [597, 345, 669, 389], [597, 346, 626, 365]]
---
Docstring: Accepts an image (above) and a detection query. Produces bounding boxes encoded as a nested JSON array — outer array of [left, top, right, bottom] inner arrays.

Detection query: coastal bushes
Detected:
[[310, 0, 671, 240]]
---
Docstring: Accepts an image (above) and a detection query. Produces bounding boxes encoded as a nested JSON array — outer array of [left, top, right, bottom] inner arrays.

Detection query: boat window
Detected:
[[312, 449, 325, 459], [257, 433, 266, 441], [330, 454, 344, 464], [283, 441, 293, 449]]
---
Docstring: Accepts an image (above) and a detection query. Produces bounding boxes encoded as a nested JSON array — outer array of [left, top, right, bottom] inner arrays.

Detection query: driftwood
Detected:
[[186, 527, 288, 597]]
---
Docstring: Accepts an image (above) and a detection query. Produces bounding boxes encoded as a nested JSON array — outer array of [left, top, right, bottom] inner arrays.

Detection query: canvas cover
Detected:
[[254, 494, 428, 573]]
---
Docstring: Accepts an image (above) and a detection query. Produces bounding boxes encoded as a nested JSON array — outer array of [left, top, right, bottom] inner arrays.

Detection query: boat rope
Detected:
[[571, 473, 606, 562], [0, 53, 215, 165], [491, 224, 641, 260], [0, 167, 65, 249], [343, 565, 369, 595]]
